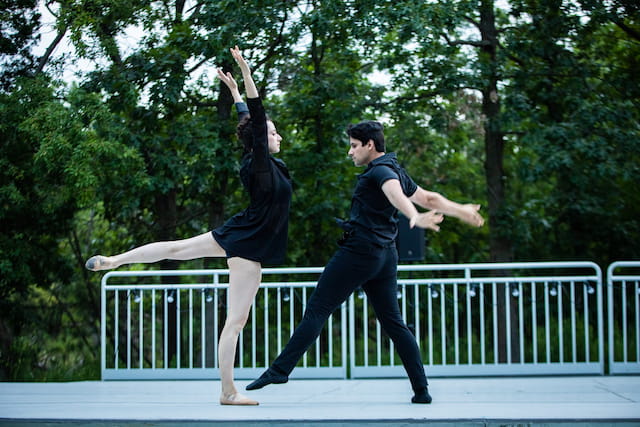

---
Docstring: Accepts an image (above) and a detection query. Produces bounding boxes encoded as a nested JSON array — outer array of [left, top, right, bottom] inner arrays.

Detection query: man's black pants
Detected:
[[270, 236, 428, 393]]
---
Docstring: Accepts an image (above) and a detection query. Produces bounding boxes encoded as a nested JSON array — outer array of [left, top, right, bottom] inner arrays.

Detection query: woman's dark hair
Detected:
[[237, 113, 272, 155], [237, 115, 254, 155], [346, 120, 385, 152]]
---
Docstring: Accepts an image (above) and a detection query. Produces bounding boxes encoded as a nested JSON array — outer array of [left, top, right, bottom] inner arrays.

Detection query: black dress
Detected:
[[211, 97, 292, 265]]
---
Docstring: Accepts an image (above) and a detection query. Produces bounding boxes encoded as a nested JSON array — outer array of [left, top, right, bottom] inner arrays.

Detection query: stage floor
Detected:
[[1, 376, 639, 426]]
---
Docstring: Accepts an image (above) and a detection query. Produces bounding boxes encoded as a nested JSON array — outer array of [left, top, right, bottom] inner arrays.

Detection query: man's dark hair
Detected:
[[346, 120, 385, 152]]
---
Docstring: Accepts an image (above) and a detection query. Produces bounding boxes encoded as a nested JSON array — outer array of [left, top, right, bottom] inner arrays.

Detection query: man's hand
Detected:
[[458, 204, 484, 227], [410, 210, 444, 231]]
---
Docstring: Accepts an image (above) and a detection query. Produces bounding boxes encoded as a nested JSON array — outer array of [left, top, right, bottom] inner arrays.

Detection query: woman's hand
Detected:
[[229, 45, 258, 98], [217, 69, 238, 92], [216, 68, 243, 103], [230, 45, 251, 76]]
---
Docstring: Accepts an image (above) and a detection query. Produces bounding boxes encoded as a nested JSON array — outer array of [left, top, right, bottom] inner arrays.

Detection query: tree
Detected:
[[0, 76, 147, 379], [505, 0, 640, 266], [0, 0, 40, 90]]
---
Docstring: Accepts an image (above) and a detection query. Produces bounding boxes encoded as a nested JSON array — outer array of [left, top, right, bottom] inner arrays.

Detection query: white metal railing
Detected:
[[101, 261, 605, 380], [607, 261, 640, 374], [349, 262, 604, 377], [101, 267, 347, 380]]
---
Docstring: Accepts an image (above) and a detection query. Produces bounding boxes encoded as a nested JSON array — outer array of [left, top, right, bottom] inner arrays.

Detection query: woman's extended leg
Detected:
[[85, 232, 226, 271], [218, 257, 262, 405]]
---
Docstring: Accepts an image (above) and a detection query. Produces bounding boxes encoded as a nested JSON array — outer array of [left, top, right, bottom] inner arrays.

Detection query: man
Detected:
[[246, 120, 484, 403]]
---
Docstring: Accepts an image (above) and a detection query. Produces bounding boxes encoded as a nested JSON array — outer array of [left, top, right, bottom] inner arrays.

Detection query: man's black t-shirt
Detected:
[[345, 153, 417, 246]]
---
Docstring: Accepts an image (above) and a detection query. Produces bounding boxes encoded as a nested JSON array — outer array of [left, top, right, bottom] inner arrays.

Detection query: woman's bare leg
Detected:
[[218, 257, 261, 405], [85, 232, 226, 271]]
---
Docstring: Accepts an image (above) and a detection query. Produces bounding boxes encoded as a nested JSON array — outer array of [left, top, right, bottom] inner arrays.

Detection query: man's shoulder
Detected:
[[368, 154, 405, 175], [364, 162, 398, 179]]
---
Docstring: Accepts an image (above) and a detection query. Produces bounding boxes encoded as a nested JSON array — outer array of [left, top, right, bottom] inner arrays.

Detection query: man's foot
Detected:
[[85, 255, 114, 271], [411, 387, 432, 404], [245, 369, 288, 391], [220, 392, 259, 406]]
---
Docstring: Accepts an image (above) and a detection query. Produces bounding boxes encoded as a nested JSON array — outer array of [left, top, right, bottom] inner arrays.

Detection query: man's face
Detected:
[[268, 120, 282, 154], [348, 137, 374, 166]]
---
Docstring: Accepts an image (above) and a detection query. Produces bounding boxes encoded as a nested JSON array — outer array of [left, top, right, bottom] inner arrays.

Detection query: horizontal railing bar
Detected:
[[608, 275, 640, 281], [104, 281, 321, 291], [397, 261, 600, 272], [397, 276, 598, 285], [102, 261, 599, 281], [105, 277, 598, 291], [106, 277, 599, 288], [103, 267, 325, 280]]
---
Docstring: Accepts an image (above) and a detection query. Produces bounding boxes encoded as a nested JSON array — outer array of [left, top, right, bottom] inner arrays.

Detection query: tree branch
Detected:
[[50, 291, 95, 352], [35, 26, 68, 75], [464, 15, 480, 30], [443, 32, 491, 48], [614, 19, 640, 42]]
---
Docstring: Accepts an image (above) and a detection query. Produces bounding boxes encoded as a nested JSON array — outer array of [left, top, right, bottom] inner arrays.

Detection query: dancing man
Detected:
[[246, 120, 484, 403]]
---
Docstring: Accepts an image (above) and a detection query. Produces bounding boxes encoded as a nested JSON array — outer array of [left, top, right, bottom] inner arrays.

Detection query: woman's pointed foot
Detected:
[[85, 255, 114, 271], [220, 392, 259, 406]]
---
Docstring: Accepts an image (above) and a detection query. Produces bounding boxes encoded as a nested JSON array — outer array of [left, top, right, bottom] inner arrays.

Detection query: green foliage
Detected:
[[0, 76, 140, 380], [504, 1, 640, 264], [0, 0, 40, 91]]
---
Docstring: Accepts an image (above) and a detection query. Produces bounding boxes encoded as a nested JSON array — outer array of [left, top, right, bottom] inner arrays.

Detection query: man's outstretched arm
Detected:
[[381, 179, 444, 231], [409, 186, 485, 228]]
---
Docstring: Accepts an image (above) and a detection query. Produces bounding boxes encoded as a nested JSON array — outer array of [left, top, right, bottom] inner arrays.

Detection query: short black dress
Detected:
[[212, 97, 292, 265]]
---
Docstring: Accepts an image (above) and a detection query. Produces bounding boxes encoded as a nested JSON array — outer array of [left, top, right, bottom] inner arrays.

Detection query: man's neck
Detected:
[[366, 151, 385, 165]]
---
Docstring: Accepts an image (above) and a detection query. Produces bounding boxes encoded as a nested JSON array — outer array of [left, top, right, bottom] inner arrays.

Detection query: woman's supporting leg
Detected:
[[218, 257, 262, 405], [85, 232, 226, 271]]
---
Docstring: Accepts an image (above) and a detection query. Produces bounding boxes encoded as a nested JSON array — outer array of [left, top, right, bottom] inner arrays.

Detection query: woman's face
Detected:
[[267, 121, 282, 154]]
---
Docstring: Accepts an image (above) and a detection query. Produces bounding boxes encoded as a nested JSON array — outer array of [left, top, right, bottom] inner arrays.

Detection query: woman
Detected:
[[85, 46, 292, 406]]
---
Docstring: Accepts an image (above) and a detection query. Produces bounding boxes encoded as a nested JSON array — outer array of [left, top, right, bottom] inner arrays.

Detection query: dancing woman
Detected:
[[85, 46, 292, 406]]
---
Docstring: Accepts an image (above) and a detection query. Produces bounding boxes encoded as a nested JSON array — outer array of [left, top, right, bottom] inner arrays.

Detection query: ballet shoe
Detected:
[[220, 392, 259, 406], [245, 369, 288, 391], [411, 387, 432, 404], [85, 255, 112, 271]]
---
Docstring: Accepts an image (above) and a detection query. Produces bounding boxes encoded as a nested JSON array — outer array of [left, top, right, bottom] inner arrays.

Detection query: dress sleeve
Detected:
[[235, 102, 249, 121], [247, 97, 271, 174]]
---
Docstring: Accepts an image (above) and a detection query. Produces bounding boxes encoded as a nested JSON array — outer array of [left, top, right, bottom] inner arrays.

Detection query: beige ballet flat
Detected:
[[220, 392, 259, 406], [85, 255, 111, 271]]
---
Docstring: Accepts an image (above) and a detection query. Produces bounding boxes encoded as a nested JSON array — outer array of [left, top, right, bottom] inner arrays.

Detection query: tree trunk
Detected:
[[155, 190, 179, 367], [479, 0, 518, 363]]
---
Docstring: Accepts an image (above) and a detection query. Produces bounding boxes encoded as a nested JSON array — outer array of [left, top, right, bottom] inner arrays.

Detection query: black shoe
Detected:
[[411, 387, 432, 404], [245, 369, 288, 391]]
